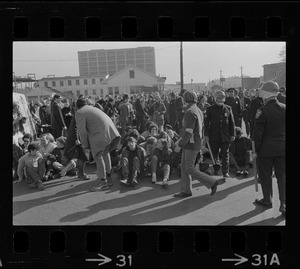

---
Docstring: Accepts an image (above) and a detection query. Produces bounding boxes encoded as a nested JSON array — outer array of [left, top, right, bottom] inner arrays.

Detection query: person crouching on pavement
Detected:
[[173, 90, 225, 198], [16, 143, 46, 190], [150, 138, 172, 185], [45, 136, 77, 180], [229, 127, 252, 177], [120, 136, 146, 187], [140, 136, 157, 177]]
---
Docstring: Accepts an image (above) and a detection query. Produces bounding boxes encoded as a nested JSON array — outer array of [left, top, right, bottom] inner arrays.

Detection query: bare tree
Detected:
[[278, 46, 286, 62]]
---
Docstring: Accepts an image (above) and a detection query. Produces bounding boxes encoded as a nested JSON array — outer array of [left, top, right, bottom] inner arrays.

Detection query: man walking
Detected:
[[204, 90, 236, 178], [75, 98, 121, 191], [252, 81, 286, 215], [173, 91, 225, 198]]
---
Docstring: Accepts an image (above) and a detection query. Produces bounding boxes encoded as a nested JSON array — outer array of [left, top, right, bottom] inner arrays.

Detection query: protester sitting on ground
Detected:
[[142, 123, 159, 140], [20, 133, 33, 154], [140, 136, 158, 176], [38, 133, 56, 159], [229, 127, 252, 176], [140, 120, 155, 139], [16, 143, 46, 190], [120, 136, 146, 187], [157, 130, 174, 149], [150, 138, 172, 185], [164, 124, 180, 141], [45, 136, 77, 180]]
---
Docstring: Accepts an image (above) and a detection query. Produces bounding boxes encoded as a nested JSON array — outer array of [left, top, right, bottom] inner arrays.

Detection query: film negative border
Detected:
[[2, 1, 299, 268]]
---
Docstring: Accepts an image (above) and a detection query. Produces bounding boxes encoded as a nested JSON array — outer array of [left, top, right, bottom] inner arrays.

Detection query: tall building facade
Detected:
[[78, 47, 156, 77]]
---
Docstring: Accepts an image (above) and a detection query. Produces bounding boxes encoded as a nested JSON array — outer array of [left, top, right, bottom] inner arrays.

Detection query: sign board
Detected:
[[13, 92, 37, 138]]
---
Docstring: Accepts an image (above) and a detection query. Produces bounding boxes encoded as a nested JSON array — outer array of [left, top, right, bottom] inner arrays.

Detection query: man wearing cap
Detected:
[[173, 91, 225, 198], [252, 81, 286, 215], [225, 88, 242, 128], [75, 98, 121, 191], [51, 94, 67, 139], [204, 90, 235, 178]]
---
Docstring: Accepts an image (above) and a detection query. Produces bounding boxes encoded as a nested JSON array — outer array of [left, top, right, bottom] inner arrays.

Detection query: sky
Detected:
[[13, 41, 285, 84]]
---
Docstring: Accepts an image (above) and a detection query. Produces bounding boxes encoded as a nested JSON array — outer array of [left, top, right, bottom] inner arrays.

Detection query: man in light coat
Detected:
[[75, 98, 121, 191]]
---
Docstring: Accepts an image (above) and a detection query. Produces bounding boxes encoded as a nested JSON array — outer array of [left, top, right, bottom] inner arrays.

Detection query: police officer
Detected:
[[204, 90, 235, 178], [173, 91, 225, 198], [252, 81, 285, 215], [225, 88, 242, 128]]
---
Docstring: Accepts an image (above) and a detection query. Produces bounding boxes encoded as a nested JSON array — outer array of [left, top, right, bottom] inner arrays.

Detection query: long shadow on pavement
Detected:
[[60, 178, 255, 225]]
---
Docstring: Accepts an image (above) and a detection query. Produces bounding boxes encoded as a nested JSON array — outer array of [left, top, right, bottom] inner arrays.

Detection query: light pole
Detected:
[[191, 78, 193, 90]]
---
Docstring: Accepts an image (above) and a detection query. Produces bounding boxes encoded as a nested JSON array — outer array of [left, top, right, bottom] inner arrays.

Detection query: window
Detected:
[[84, 90, 88, 96], [114, 87, 119, 95], [100, 89, 103, 97], [68, 80, 72, 86], [129, 70, 135, 79], [77, 90, 81, 97], [84, 79, 88, 85], [76, 79, 80, 85], [108, 87, 113, 95], [92, 79, 96, 84], [52, 81, 56, 87], [92, 89, 97, 95], [44, 81, 48, 87], [60, 81, 64, 86]]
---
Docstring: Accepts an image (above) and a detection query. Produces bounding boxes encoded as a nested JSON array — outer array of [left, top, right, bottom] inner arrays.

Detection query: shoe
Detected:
[[152, 174, 157, 183], [132, 178, 138, 185], [90, 180, 109, 191], [236, 170, 242, 176], [162, 178, 168, 186], [107, 176, 113, 186], [279, 203, 286, 215], [120, 179, 129, 185], [37, 181, 45, 191], [28, 182, 37, 189], [223, 173, 230, 178], [78, 175, 91, 180], [242, 170, 249, 177], [254, 198, 273, 208], [173, 192, 192, 198], [210, 178, 226, 196]]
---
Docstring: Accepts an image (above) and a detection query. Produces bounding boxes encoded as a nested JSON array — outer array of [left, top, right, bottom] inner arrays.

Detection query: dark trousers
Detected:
[[210, 141, 230, 175], [136, 116, 145, 133], [52, 128, 62, 139], [258, 156, 285, 204]]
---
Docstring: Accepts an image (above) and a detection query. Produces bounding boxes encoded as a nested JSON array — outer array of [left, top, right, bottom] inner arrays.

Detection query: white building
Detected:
[[27, 65, 166, 101], [100, 65, 166, 96]]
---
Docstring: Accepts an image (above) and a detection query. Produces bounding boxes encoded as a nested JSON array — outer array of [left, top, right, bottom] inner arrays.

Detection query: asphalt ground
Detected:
[[13, 160, 285, 226]]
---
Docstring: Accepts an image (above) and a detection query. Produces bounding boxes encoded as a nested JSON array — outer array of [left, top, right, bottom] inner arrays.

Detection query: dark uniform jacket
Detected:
[[204, 103, 235, 143], [252, 99, 285, 157], [178, 103, 203, 151], [225, 96, 242, 123], [51, 101, 66, 131], [248, 97, 264, 124]]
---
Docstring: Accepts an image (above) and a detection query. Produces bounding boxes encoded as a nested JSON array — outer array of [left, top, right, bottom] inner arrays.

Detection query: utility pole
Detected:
[[220, 69, 222, 87], [191, 78, 193, 90], [180, 42, 184, 91], [240, 66, 243, 89]]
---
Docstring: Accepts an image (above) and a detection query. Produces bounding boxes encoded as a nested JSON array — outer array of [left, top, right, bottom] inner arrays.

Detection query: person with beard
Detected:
[[39, 98, 52, 134], [204, 90, 236, 178], [225, 88, 242, 128], [120, 136, 146, 187], [151, 92, 166, 132], [173, 91, 225, 198], [252, 81, 286, 215]]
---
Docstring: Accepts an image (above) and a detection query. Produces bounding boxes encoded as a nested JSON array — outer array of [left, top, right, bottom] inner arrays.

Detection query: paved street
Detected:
[[13, 161, 285, 226]]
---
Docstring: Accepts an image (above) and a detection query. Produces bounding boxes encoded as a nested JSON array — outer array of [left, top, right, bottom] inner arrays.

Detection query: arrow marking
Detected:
[[86, 253, 112, 266], [222, 253, 248, 266]]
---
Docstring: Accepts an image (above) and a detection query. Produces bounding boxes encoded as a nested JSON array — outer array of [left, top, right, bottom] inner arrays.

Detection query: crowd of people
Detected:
[[12, 82, 286, 214]]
